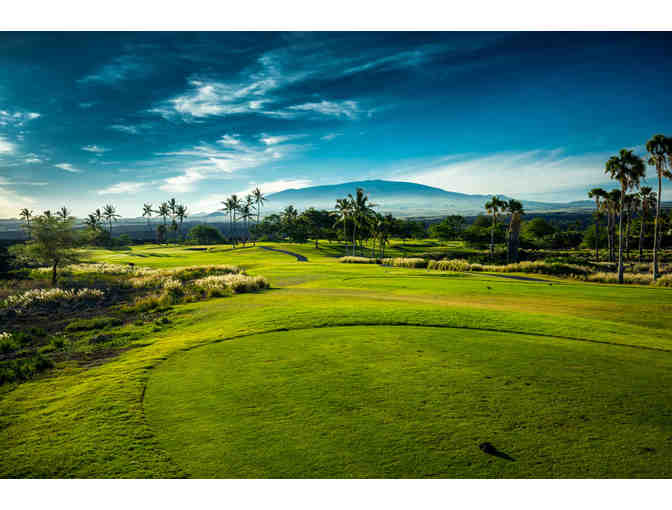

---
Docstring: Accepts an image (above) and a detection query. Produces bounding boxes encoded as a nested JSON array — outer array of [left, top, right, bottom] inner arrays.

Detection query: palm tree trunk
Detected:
[[352, 221, 357, 257], [594, 213, 600, 261], [653, 173, 662, 280], [51, 260, 58, 286], [639, 215, 645, 263], [618, 188, 625, 284], [625, 211, 631, 261], [489, 214, 495, 261]]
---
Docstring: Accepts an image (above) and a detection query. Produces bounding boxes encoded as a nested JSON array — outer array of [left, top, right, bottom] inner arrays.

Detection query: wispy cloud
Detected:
[[288, 100, 362, 119], [79, 54, 149, 85], [23, 153, 43, 164], [82, 145, 110, 153], [0, 183, 36, 217], [98, 181, 146, 195], [259, 134, 306, 145], [321, 132, 342, 141], [396, 148, 618, 202], [108, 124, 139, 134], [0, 110, 40, 128], [157, 133, 308, 193], [54, 163, 82, 173], [0, 136, 16, 154]]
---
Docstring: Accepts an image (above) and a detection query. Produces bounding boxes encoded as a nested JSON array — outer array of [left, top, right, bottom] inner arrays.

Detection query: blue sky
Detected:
[[0, 31, 670, 217]]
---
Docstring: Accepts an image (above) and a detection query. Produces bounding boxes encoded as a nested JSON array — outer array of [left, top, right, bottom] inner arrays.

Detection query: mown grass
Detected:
[[1, 242, 672, 478]]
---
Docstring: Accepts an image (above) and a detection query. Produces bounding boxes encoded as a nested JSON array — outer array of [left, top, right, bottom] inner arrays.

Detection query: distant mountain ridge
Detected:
[[258, 180, 593, 217]]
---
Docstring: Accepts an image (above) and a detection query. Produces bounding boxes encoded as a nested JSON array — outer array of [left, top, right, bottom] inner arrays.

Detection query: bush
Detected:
[[381, 257, 427, 268], [1, 287, 105, 314], [587, 272, 653, 285], [654, 274, 672, 287], [65, 316, 123, 332], [0, 332, 18, 354], [193, 274, 269, 294], [426, 258, 590, 278], [0, 354, 53, 385], [427, 259, 473, 272], [338, 256, 380, 264]]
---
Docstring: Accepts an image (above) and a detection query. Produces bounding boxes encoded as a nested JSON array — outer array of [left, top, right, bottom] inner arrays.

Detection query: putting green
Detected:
[[144, 325, 672, 478]]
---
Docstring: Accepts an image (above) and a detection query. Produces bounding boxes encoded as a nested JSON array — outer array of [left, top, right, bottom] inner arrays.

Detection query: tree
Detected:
[[587, 188, 606, 260], [623, 193, 639, 260], [505, 200, 524, 263], [102, 204, 120, 236], [429, 215, 465, 241], [646, 134, 672, 280], [157, 202, 170, 243], [484, 196, 506, 260], [252, 187, 266, 245], [187, 224, 223, 245], [220, 200, 233, 243], [142, 203, 153, 236], [229, 195, 242, 246], [333, 198, 352, 255], [19, 208, 33, 240], [175, 204, 188, 242], [347, 188, 376, 256], [21, 213, 80, 285], [638, 187, 656, 262], [56, 206, 72, 221], [605, 149, 646, 283]]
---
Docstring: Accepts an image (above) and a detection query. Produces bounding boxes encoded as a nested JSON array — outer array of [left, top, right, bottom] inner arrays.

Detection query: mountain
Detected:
[[262, 180, 593, 217]]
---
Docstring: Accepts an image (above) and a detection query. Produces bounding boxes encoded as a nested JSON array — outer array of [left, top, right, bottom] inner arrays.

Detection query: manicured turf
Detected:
[[2, 242, 672, 478]]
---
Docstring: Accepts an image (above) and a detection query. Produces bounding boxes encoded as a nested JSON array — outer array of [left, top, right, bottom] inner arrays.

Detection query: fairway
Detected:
[[3, 243, 672, 478], [146, 325, 672, 478]]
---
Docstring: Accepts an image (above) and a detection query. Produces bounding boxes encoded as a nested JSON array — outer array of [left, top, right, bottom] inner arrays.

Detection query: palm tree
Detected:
[[102, 204, 120, 236], [142, 203, 153, 236], [624, 193, 639, 261], [347, 188, 376, 256], [333, 198, 352, 255], [252, 187, 265, 245], [603, 190, 621, 263], [244, 195, 254, 244], [638, 187, 656, 262], [19, 208, 33, 239], [157, 202, 170, 243], [588, 188, 606, 260], [505, 199, 524, 263], [605, 149, 646, 283], [56, 206, 71, 221], [175, 204, 188, 242], [484, 196, 506, 261], [646, 134, 672, 280], [229, 195, 242, 246], [84, 213, 100, 230]]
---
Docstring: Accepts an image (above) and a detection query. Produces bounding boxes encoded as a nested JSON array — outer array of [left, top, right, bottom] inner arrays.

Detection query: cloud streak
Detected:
[[54, 163, 82, 173]]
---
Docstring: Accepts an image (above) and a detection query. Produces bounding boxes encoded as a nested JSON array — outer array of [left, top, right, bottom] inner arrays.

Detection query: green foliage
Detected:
[[429, 215, 466, 241], [65, 316, 123, 332], [187, 225, 224, 245], [0, 354, 53, 385]]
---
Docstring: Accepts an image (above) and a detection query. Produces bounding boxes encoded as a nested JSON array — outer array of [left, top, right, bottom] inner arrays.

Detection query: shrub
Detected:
[[193, 274, 269, 294], [0, 332, 18, 354], [587, 272, 653, 285], [50, 335, 67, 350], [338, 256, 380, 264], [427, 259, 473, 272], [0, 354, 53, 385], [2, 287, 105, 314], [381, 258, 427, 268], [654, 274, 672, 287], [65, 316, 123, 332]]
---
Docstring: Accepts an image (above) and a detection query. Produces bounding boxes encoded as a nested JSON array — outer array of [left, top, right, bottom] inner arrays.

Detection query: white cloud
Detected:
[[0, 186, 35, 217], [156, 133, 308, 193], [397, 148, 617, 201], [191, 179, 313, 213], [321, 132, 342, 141], [54, 163, 82, 173], [160, 169, 205, 193], [0, 110, 41, 127], [82, 145, 110, 153], [288, 100, 361, 119], [79, 54, 149, 84], [0, 136, 15, 154], [23, 153, 43, 164], [98, 181, 146, 195], [259, 134, 306, 146], [108, 124, 139, 134]]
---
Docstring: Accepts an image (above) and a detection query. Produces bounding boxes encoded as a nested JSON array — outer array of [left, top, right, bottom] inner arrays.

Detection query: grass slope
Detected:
[[2, 243, 672, 478]]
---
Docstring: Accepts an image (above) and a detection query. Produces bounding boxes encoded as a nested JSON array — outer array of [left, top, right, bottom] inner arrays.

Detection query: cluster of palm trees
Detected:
[[333, 188, 381, 256], [219, 187, 265, 246], [83, 204, 121, 236], [484, 197, 525, 262], [592, 134, 672, 283], [141, 199, 188, 243]]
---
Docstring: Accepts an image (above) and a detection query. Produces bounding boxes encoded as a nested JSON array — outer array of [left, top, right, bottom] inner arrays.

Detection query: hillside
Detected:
[[262, 180, 592, 216]]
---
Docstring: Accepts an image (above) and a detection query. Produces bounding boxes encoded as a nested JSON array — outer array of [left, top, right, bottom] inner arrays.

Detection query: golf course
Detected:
[[2, 240, 672, 478]]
